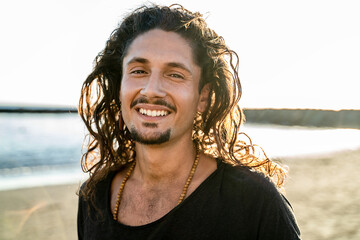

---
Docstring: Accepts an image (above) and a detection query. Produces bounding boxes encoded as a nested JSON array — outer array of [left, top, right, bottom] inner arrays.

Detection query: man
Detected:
[[77, 4, 301, 239]]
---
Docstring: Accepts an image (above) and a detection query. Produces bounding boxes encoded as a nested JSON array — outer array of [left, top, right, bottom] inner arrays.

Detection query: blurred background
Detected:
[[0, 0, 359, 239]]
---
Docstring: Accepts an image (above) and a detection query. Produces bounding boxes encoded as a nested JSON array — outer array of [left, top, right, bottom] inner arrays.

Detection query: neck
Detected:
[[133, 139, 197, 186]]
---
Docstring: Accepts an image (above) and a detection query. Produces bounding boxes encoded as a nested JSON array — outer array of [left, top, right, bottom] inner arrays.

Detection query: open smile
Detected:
[[138, 108, 170, 117]]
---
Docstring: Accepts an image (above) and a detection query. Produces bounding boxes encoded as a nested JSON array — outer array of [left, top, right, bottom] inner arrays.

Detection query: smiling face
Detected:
[[120, 29, 208, 145]]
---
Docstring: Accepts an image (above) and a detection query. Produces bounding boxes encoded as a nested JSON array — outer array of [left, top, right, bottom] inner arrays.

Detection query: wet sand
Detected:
[[1, 149, 360, 240], [282, 149, 360, 240]]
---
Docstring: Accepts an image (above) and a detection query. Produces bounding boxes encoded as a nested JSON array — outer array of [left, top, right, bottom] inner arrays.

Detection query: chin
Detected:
[[130, 127, 171, 145]]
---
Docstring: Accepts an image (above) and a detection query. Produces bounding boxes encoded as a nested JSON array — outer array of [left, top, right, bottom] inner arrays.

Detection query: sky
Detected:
[[0, 0, 359, 110]]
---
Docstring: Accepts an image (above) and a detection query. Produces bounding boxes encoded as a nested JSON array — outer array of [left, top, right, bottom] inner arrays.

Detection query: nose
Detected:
[[140, 72, 166, 98]]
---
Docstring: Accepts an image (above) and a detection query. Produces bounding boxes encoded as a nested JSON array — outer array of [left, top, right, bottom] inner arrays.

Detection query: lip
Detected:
[[130, 98, 177, 113], [134, 103, 172, 112]]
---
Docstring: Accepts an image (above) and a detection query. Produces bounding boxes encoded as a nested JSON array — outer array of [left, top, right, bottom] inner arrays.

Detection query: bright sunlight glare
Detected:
[[0, 0, 359, 109]]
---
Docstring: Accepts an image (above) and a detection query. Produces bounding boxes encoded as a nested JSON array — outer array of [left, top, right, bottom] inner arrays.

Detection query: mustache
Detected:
[[130, 97, 177, 112]]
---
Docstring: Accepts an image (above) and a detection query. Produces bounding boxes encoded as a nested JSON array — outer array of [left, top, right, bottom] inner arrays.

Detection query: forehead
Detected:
[[123, 29, 198, 69]]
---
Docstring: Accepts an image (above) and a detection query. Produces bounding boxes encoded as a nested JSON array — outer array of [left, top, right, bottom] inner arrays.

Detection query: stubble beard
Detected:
[[130, 123, 171, 145]]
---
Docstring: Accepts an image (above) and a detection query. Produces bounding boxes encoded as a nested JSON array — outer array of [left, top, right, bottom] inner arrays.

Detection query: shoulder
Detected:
[[78, 170, 117, 204], [220, 162, 280, 197], [216, 162, 289, 209], [218, 163, 301, 238], [78, 170, 117, 221]]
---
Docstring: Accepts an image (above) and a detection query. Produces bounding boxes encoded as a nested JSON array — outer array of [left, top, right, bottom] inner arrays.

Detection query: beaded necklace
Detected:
[[113, 148, 200, 221]]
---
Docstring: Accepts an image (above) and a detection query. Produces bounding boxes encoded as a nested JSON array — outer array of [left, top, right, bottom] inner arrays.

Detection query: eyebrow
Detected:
[[125, 57, 192, 75], [166, 62, 192, 75], [126, 57, 149, 65]]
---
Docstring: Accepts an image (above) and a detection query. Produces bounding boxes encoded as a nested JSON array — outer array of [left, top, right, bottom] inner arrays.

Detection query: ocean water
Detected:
[[0, 113, 83, 169], [242, 124, 360, 158], [0, 113, 86, 190], [1, 113, 360, 191]]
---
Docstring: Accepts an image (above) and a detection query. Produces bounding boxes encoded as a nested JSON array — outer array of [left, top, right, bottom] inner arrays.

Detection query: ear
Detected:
[[197, 83, 211, 113]]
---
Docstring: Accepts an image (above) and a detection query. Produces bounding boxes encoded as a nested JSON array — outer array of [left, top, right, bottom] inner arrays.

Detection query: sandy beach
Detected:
[[283, 148, 360, 240], [1, 149, 360, 240]]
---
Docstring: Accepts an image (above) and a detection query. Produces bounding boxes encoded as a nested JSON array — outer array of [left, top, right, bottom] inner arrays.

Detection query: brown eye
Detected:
[[131, 70, 147, 74], [169, 73, 184, 79]]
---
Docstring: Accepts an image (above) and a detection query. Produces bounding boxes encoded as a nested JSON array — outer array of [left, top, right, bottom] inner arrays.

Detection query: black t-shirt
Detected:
[[78, 160, 301, 239]]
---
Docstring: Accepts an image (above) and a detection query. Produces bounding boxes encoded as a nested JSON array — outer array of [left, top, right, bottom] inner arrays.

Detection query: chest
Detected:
[[111, 185, 183, 226], [83, 189, 258, 240]]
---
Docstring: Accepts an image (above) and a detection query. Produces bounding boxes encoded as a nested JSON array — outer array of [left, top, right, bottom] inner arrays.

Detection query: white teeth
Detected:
[[139, 108, 169, 117]]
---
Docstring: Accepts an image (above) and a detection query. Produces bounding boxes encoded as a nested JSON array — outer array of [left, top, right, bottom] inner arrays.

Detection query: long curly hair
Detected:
[[79, 4, 287, 203]]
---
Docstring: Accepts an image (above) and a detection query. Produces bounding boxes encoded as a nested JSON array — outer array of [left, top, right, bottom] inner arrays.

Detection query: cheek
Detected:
[[177, 89, 200, 110], [119, 87, 125, 103], [119, 80, 132, 117], [120, 78, 136, 102]]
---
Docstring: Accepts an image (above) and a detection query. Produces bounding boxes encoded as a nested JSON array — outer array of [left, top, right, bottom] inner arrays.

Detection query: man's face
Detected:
[[120, 29, 207, 145]]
